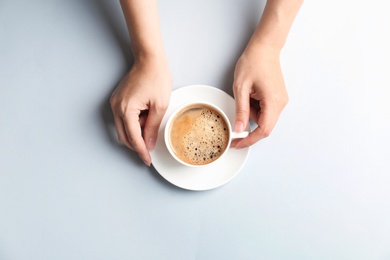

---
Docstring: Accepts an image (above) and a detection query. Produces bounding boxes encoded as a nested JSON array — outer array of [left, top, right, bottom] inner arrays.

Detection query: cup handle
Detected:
[[231, 131, 249, 139]]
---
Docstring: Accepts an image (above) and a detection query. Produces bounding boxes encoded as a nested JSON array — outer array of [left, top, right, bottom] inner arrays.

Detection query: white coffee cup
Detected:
[[164, 102, 249, 167]]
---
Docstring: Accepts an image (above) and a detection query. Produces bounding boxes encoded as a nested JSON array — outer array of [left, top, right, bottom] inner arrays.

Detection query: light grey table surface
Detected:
[[1, 1, 390, 259]]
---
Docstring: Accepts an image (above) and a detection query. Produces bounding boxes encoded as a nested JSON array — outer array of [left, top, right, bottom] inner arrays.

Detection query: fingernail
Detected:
[[138, 154, 151, 166], [147, 138, 156, 151], [234, 121, 244, 133], [142, 158, 151, 167]]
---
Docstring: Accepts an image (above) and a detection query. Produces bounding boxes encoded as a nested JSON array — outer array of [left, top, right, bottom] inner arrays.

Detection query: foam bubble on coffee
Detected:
[[169, 104, 229, 165]]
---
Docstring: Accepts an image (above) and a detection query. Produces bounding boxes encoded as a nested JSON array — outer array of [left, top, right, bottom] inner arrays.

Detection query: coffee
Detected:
[[168, 104, 229, 166]]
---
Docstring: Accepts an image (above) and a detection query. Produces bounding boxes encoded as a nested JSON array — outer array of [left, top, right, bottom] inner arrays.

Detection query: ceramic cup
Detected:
[[164, 102, 249, 167]]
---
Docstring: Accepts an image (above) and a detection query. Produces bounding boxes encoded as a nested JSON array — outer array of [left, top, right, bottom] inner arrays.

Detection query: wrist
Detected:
[[243, 41, 281, 60], [131, 43, 167, 63], [132, 50, 171, 79], [246, 26, 285, 54]]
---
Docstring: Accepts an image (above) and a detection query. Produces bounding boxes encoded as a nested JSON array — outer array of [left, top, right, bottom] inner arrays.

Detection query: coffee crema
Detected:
[[169, 104, 229, 166]]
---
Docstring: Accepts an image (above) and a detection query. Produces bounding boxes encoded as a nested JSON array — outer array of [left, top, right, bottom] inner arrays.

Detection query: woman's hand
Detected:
[[110, 57, 171, 166], [232, 0, 303, 149], [233, 45, 288, 149]]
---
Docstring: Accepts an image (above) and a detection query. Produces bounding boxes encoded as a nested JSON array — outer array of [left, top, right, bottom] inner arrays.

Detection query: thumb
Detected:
[[143, 103, 167, 151], [233, 82, 251, 133]]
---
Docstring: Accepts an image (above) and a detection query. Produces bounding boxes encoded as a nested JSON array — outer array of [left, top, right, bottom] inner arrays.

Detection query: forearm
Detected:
[[247, 0, 303, 52], [120, 0, 166, 61]]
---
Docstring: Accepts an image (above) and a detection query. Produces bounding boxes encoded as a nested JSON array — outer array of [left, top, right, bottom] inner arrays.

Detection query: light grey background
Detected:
[[1, 0, 389, 259]]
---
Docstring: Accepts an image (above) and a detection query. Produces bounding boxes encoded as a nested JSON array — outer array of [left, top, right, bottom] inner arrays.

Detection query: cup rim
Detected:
[[164, 102, 233, 168]]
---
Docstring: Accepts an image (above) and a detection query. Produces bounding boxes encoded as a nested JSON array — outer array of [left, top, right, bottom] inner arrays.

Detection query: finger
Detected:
[[113, 114, 134, 150], [233, 81, 251, 133], [235, 101, 277, 149], [230, 98, 260, 149], [143, 102, 167, 151], [230, 138, 241, 148], [123, 112, 151, 166]]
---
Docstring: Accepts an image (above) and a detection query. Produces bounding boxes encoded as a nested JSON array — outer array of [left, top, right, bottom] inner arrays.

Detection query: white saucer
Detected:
[[150, 85, 250, 191]]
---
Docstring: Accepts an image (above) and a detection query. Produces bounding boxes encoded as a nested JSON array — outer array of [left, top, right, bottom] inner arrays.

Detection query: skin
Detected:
[[110, 0, 171, 166], [111, 0, 303, 166], [233, 0, 303, 148]]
